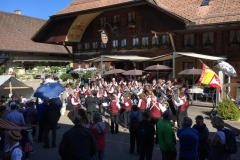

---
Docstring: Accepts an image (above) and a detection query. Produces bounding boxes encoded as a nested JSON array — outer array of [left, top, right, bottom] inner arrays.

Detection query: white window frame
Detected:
[[133, 38, 139, 46], [184, 34, 194, 47], [112, 40, 118, 48], [85, 43, 90, 50], [92, 42, 98, 49], [142, 37, 149, 46], [121, 39, 127, 47], [152, 36, 159, 45]]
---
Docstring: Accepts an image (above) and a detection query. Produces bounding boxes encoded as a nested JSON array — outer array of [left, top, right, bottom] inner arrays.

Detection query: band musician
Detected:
[[172, 92, 189, 128], [166, 81, 176, 116]]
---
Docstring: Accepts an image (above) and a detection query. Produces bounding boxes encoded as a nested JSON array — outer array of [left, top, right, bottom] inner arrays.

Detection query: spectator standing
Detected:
[[5, 104, 25, 124], [71, 91, 81, 117], [78, 108, 90, 128], [23, 101, 38, 140], [36, 99, 48, 143], [42, 99, 61, 148], [41, 72, 45, 82], [192, 115, 209, 160], [59, 115, 96, 160], [138, 112, 155, 160], [157, 110, 176, 160], [2, 130, 22, 160], [177, 117, 199, 160], [208, 116, 229, 160], [128, 105, 142, 155], [89, 112, 108, 160]]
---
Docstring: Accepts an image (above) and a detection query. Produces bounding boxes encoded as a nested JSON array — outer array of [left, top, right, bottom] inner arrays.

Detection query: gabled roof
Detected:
[[154, 0, 240, 24], [55, 0, 144, 16], [0, 11, 69, 54]]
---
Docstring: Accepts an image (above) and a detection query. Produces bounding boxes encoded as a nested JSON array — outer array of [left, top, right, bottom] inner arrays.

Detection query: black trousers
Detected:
[[161, 149, 177, 160], [44, 123, 57, 146], [0, 133, 5, 154], [139, 145, 154, 160], [177, 110, 187, 128], [110, 112, 119, 134], [38, 120, 44, 142], [72, 107, 79, 117], [123, 110, 130, 128], [130, 129, 139, 154], [168, 100, 176, 115], [150, 118, 160, 143], [87, 111, 94, 122]]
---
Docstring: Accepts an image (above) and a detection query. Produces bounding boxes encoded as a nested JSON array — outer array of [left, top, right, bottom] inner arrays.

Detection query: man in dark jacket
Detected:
[[85, 91, 100, 122], [192, 115, 209, 160], [138, 111, 155, 160], [59, 115, 96, 160], [42, 99, 61, 148]]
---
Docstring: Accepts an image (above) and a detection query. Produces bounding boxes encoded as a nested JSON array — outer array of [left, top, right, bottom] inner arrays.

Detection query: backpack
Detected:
[[222, 129, 238, 154], [138, 123, 150, 144], [130, 112, 140, 132]]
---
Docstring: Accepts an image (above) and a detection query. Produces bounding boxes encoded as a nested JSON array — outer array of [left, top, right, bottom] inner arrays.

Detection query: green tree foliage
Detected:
[[50, 66, 59, 72], [0, 64, 6, 75], [217, 97, 240, 121], [60, 73, 72, 81], [80, 72, 92, 79]]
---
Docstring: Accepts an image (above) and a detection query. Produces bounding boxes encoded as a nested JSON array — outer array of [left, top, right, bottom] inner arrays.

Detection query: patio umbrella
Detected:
[[104, 69, 125, 75], [144, 64, 172, 70], [34, 82, 65, 99], [215, 60, 238, 77], [122, 69, 143, 76], [144, 64, 171, 79], [91, 71, 96, 81], [178, 68, 202, 75]]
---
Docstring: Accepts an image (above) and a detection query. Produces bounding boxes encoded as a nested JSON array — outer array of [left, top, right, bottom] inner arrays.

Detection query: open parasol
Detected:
[[178, 68, 202, 75], [144, 64, 171, 70], [215, 61, 238, 77], [122, 69, 143, 75], [104, 69, 125, 75]]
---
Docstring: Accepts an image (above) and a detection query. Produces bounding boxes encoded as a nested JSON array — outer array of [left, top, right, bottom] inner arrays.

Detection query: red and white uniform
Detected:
[[110, 100, 120, 113], [91, 86, 99, 92], [107, 85, 114, 97], [149, 101, 166, 118], [121, 97, 132, 111], [132, 80, 138, 87], [173, 95, 188, 112], [71, 96, 79, 108], [97, 89, 107, 98], [138, 99, 147, 111]]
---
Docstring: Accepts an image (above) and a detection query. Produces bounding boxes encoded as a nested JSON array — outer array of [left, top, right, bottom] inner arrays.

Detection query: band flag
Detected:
[[198, 62, 222, 95]]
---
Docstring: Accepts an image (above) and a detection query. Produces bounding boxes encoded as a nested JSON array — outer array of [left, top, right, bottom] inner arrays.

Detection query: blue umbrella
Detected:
[[34, 82, 65, 99]]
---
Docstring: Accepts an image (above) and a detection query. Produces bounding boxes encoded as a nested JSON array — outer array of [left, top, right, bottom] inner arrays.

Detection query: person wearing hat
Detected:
[[192, 115, 209, 160], [111, 78, 118, 87], [2, 130, 22, 160]]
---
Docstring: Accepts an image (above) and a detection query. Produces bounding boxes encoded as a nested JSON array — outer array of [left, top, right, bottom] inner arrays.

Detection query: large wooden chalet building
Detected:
[[32, 0, 240, 96]]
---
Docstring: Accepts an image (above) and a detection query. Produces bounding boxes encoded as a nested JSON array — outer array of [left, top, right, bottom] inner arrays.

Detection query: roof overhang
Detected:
[[84, 55, 150, 62], [145, 52, 226, 62], [32, 1, 189, 45]]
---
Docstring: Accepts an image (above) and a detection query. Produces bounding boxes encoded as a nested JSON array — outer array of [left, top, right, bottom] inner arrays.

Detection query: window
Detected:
[[121, 39, 126, 47], [113, 15, 120, 25], [28, 53, 34, 55], [184, 34, 194, 47], [183, 62, 193, 70], [128, 12, 135, 25], [152, 36, 159, 45], [133, 38, 139, 46], [92, 42, 98, 49], [161, 35, 170, 46], [85, 43, 90, 50], [77, 44, 82, 50], [142, 37, 149, 46], [112, 40, 118, 48], [100, 17, 106, 28], [101, 42, 106, 49], [230, 30, 240, 45], [201, 0, 210, 6], [203, 32, 214, 47]]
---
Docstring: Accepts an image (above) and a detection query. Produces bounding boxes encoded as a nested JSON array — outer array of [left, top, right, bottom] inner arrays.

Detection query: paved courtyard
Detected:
[[27, 106, 240, 160]]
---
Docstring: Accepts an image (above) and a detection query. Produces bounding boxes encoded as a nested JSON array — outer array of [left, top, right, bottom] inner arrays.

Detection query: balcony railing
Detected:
[[13, 56, 72, 62]]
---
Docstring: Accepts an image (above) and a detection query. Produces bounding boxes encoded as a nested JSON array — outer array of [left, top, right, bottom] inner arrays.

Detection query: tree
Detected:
[[60, 73, 72, 81]]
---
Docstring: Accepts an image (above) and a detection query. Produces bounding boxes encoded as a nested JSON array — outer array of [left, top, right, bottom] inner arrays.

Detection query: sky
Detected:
[[0, 0, 73, 20]]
